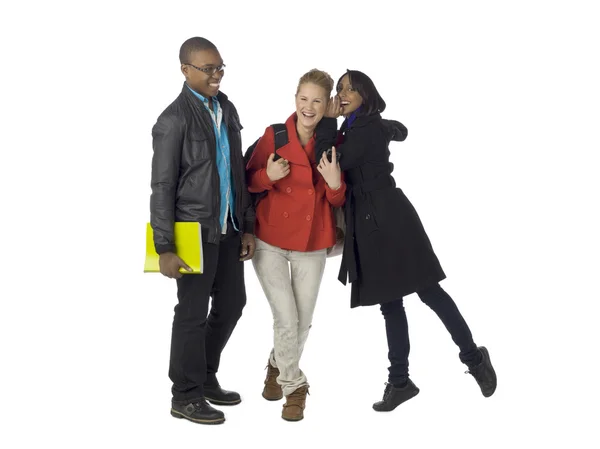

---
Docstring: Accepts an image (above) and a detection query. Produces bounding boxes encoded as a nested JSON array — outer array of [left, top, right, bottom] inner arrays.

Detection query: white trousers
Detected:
[[252, 238, 327, 396]]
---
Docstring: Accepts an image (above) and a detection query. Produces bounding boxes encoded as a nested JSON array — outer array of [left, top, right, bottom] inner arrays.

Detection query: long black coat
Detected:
[[316, 114, 446, 308]]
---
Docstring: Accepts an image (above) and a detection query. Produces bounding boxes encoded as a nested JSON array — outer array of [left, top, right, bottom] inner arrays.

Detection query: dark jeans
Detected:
[[380, 283, 480, 385], [169, 225, 246, 403]]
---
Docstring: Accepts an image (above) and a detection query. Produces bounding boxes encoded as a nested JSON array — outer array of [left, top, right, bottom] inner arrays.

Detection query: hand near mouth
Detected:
[[325, 96, 343, 118]]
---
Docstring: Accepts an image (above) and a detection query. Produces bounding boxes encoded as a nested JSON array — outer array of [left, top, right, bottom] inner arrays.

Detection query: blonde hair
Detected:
[[296, 68, 334, 98]]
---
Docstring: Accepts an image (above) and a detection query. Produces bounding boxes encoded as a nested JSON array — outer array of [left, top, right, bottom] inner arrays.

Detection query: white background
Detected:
[[1, 0, 599, 447]]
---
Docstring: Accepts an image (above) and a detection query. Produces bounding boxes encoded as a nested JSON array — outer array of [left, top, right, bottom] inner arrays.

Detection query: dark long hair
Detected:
[[337, 69, 386, 116]]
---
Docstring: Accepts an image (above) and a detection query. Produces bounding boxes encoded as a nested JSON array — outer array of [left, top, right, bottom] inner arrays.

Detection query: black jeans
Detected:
[[380, 283, 480, 385], [169, 225, 246, 403]]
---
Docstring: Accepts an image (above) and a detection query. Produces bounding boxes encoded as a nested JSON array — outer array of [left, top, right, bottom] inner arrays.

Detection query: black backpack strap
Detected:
[[271, 123, 288, 151], [244, 124, 289, 206], [244, 124, 287, 165]]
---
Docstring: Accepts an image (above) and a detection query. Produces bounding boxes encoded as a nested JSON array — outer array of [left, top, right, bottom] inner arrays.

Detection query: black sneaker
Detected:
[[170, 398, 225, 424], [373, 379, 420, 412], [204, 384, 242, 406], [466, 346, 497, 397]]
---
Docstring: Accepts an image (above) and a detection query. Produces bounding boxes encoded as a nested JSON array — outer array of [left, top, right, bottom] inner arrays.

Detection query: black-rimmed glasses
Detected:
[[184, 63, 226, 76]]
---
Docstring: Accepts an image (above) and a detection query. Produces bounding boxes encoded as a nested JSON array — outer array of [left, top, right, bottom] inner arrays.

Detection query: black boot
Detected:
[[171, 398, 225, 424], [466, 346, 497, 397], [373, 379, 420, 412], [204, 380, 242, 406]]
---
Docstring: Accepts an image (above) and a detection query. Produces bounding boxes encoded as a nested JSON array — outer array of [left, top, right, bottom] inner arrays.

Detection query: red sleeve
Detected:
[[246, 126, 276, 193], [325, 172, 346, 207]]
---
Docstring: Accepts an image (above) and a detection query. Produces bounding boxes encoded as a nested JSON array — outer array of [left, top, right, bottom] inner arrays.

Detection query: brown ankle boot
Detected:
[[262, 361, 283, 401], [282, 386, 309, 421]]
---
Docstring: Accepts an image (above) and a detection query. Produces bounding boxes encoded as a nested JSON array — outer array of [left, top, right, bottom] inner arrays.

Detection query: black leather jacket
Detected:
[[150, 83, 254, 253]]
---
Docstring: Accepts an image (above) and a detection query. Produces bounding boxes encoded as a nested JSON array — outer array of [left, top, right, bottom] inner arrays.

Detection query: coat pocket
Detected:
[[188, 132, 211, 160], [360, 195, 379, 235]]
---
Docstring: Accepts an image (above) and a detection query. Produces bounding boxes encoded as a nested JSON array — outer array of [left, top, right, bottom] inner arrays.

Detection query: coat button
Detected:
[[283, 212, 289, 218], [366, 214, 371, 220], [308, 189, 314, 195], [286, 187, 292, 193], [306, 215, 312, 221]]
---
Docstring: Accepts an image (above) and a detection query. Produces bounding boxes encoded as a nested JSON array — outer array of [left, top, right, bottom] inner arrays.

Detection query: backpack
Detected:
[[243, 123, 288, 206]]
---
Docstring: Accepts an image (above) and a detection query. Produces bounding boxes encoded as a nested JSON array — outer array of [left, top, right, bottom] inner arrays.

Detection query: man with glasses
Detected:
[[150, 36, 256, 425]]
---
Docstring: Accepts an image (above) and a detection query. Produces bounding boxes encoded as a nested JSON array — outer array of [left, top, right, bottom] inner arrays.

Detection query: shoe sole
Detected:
[[170, 409, 225, 424], [372, 388, 420, 412], [205, 397, 242, 406], [282, 415, 304, 422], [262, 392, 283, 401], [479, 346, 497, 398]]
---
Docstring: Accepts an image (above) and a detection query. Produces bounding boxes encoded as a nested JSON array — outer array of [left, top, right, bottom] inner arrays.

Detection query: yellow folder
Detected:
[[144, 222, 203, 274]]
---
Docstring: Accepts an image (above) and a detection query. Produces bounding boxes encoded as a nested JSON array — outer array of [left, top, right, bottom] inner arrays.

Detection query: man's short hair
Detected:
[[179, 37, 218, 64]]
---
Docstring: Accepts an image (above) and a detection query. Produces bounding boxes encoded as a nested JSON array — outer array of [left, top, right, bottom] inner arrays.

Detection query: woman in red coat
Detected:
[[246, 69, 346, 421]]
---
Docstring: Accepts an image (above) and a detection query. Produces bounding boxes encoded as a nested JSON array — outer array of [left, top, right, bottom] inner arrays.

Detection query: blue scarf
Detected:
[[346, 106, 362, 128]]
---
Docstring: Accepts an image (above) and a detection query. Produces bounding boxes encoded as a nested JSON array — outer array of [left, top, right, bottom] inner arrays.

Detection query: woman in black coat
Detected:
[[315, 70, 497, 412]]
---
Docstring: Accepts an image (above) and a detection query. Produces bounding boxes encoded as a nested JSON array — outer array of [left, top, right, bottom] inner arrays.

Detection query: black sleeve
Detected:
[[150, 114, 183, 254], [228, 103, 256, 234], [315, 117, 339, 164], [316, 117, 383, 171]]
